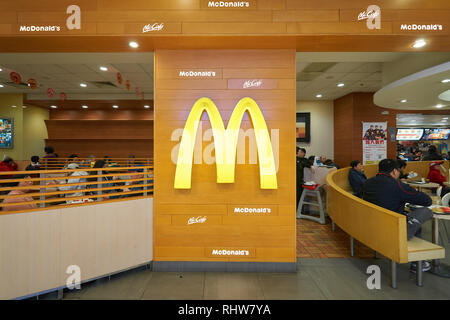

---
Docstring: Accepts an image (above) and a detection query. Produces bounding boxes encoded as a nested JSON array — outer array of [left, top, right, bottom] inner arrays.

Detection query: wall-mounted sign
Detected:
[[233, 207, 271, 214], [211, 249, 249, 256], [174, 97, 277, 190], [396, 128, 424, 141], [228, 79, 277, 90], [207, 1, 250, 8], [187, 216, 207, 225], [400, 24, 443, 31], [143, 23, 164, 33], [179, 70, 217, 77], [358, 5, 381, 30]]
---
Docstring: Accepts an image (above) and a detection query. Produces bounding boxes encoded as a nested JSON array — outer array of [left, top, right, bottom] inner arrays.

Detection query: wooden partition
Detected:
[[154, 49, 296, 267], [0, 198, 153, 299]]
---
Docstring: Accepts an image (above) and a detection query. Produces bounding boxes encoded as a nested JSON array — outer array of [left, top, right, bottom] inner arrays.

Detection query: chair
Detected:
[[441, 193, 450, 207], [437, 186, 443, 201], [297, 184, 326, 224]]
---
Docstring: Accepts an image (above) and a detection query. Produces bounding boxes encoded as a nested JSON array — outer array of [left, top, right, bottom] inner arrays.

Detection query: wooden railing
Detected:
[[0, 164, 153, 215], [37, 157, 153, 170]]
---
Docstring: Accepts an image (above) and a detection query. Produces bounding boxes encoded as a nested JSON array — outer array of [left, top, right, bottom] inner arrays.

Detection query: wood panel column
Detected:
[[153, 49, 296, 269]]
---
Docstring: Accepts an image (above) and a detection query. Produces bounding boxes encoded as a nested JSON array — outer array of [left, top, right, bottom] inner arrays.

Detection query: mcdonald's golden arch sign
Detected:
[[174, 97, 277, 190]]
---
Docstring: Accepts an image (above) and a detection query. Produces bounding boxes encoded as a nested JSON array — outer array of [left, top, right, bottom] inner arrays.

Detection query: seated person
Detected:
[[348, 160, 367, 198], [324, 159, 339, 169], [58, 163, 88, 203], [2, 175, 37, 212], [427, 161, 447, 187], [318, 155, 327, 165], [397, 159, 408, 181], [362, 159, 433, 272], [25, 156, 41, 171], [0, 156, 18, 177]]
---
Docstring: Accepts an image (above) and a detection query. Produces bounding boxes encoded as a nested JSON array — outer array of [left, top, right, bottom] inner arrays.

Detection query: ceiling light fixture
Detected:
[[316, 94, 323, 98], [144, 105, 150, 109], [442, 79, 450, 84], [80, 83, 87, 88], [82, 105, 88, 109], [0, 67, 2, 72], [99, 66, 108, 71], [400, 99, 407, 103], [129, 41, 139, 48], [436, 104, 444, 108], [337, 83, 345, 87], [112, 105, 119, 109], [50, 105, 57, 109], [0, 84, 4, 88], [11, 105, 16, 108], [413, 39, 427, 48]]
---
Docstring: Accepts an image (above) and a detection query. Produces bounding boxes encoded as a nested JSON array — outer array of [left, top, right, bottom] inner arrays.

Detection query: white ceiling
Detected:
[[0, 53, 154, 100], [295, 52, 405, 100], [374, 61, 450, 110]]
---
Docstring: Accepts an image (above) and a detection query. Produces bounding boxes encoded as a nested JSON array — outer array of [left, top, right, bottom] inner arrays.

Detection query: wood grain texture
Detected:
[[154, 49, 296, 263]]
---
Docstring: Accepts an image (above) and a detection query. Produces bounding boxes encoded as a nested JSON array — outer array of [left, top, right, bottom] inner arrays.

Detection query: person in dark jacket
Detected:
[[348, 160, 367, 198], [397, 159, 408, 181], [296, 147, 311, 209], [363, 159, 432, 236], [363, 159, 434, 273], [25, 156, 41, 171], [422, 145, 443, 161]]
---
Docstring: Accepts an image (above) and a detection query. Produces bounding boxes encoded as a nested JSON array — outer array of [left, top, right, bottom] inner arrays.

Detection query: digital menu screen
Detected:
[[396, 128, 424, 141], [422, 128, 450, 140], [0, 118, 13, 149]]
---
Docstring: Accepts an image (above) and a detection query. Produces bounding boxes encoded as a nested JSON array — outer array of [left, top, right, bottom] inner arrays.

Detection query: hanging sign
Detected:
[[362, 122, 387, 165]]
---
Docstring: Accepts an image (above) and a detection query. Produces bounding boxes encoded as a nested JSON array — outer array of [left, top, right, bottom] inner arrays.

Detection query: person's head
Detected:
[[375, 125, 378, 129], [324, 159, 333, 166], [428, 145, 437, 154], [319, 155, 327, 163], [397, 159, 407, 171], [93, 160, 106, 169], [67, 163, 79, 171], [370, 125, 373, 129], [308, 155, 315, 164], [31, 156, 39, 164], [68, 154, 79, 162], [296, 147, 306, 158], [44, 146, 54, 154], [378, 159, 400, 179], [350, 160, 363, 172], [3, 156, 13, 164]]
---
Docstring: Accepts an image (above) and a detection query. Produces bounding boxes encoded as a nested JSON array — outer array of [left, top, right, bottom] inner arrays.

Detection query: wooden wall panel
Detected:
[[154, 49, 296, 263]]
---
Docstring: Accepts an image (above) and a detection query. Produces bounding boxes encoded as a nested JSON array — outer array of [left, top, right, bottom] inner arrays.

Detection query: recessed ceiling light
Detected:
[[444, 117, 449, 120], [50, 105, 57, 109], [316, 94, 323, 98], [436, 104, 444, 108], [80, 83, 87, 88], [82, 105, 88, 109], [99, 66, 108, 71], [112, 105, 119, 109], [0, 84, 4, 88], [413, 39, 427, 48], [144, 105, 150, 109], [22, 106, 26, 108], [11, 105, 16, 108], [0, 68, 2, 72], [400, 99, 407, 103], [129, 41, 139, 48], [337, 83, 345, 87], [442, 79, 450, 84]]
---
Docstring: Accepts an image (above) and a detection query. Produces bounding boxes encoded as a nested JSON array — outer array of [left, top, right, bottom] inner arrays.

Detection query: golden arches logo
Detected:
[[174, 97, 277, 190]]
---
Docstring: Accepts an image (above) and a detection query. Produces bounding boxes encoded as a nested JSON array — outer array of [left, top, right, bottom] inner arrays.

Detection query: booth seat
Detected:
[[326, 164, 445, 288]]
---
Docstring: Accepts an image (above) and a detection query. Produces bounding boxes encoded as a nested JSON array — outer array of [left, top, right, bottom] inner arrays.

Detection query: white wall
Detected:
[[296, 100, 334, 160]]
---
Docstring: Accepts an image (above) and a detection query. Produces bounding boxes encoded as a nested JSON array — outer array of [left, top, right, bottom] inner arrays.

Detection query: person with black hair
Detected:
[[296, 147, 311, 209], [2, 174, 36, 211], [396, 159, 408, 181], [43, 146, 58, 158], [363, 159, 434, 273], [25, 156, 41, 171], [348, 160, 367, 198], [423, 145, 443, 161]]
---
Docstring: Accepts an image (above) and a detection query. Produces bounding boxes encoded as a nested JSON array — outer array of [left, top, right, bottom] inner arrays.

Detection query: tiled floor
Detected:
[[297, 217, 374, 258], [33, 258, 450, 300]]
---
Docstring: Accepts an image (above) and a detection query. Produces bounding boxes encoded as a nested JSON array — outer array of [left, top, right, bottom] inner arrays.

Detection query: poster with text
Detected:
[[362, 122, 387, 164]]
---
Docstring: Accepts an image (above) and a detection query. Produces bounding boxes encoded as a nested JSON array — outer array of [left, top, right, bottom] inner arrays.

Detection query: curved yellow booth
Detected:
[[326, 161, 446, 287]]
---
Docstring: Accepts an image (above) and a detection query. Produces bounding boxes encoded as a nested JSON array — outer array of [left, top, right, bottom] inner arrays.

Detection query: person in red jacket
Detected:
[[427, 161, 447, 187], [0, 156, 18, 177]]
